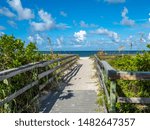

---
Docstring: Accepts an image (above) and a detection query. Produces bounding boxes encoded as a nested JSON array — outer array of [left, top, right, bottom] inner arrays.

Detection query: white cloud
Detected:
[[80, 21, 98, 28], [0, 26, 6, 30], [121, 7, 135, 26], [7, 20, 17, 28], [7, 0, 34, 20], [28, 36, 34, 42], [74, 44, 82, 48], [73, 20, 77, 26], [28, 34, 44, 45], [74, 30, 87, 42], [31, 22, 51, 31], [0, 32, 5, 36], [0, 7, 15, 17], [56, 36, 64, 48], [31, 10, 70, 31], [36, 34, 44, 45], [125, 35, 135, 46], [140, 38, 146, 43], [60, 11, 67, 17], [56, 23, 70, 29], [80, 21, 88, 28], [38, 10, 52, 23], [91, 28, 120, 42], [56, 36, 63, 45], [148, 33, 150, 40], [126, 35, 133, 43], [104, 0, 126, 4], [30, 9, 55, 31]]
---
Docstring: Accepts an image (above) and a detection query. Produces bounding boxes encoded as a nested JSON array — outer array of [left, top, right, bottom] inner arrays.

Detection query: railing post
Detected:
[[110, 80, 116, 112]]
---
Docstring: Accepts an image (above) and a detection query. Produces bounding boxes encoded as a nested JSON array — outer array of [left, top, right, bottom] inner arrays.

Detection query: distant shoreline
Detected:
[[40, 50, 149, 57]]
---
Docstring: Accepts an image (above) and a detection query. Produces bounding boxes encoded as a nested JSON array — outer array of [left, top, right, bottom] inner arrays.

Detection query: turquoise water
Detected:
[[40, 50, 146, 57]]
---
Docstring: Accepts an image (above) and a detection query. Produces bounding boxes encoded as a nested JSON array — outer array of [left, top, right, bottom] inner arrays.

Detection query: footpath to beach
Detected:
[[40, 57, 104, 113]]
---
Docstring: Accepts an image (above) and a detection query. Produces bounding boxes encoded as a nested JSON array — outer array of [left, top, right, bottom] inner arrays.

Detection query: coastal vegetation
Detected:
[[97, 45, 150, 112], [0, 34, 61, 112]]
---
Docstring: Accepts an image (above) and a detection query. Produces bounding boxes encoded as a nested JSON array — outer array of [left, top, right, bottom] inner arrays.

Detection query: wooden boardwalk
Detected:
[[40, 57, 104, 113], [1, 54, 150, 113]]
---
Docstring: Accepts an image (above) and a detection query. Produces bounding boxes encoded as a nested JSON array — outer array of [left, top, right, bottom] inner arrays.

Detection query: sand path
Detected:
[[40, 57, 104, 113]]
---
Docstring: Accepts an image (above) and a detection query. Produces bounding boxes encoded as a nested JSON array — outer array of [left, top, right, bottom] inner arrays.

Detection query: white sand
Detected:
[[79, 57, 90, 59], [65, 57, 98, 91]]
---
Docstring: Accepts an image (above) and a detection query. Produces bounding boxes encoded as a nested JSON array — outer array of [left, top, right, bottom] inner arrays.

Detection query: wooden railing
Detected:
[[0, 54, 78, 112], [95, 55, 150, 113]]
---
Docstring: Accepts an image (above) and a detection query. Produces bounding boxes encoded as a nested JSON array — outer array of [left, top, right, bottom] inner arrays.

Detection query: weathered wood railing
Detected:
[[95, 55, 150, 113], [0, 54, 78, 112]]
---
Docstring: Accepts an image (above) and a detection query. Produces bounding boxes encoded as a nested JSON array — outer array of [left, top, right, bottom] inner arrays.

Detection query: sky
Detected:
[[0, 0, 150, 51]]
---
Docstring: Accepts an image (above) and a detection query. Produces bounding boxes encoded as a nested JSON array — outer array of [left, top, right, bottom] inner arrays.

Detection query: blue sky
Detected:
[[0, 0, 150, 51]]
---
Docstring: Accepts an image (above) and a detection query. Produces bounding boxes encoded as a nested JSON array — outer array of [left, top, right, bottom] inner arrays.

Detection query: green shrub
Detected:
[[98, 49, 150, 112], [0, 35, 61, 112]]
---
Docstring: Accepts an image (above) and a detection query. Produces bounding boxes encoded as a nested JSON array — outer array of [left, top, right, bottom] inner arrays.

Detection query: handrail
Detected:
[[0, 55, 78, 108], [95, 55, 150, 80], [116, 71, 150, 80], [0, 54, 76, 81], [94, 54, 150, 113], [95, 55, 116, 112], [95, 55, 117, 80]]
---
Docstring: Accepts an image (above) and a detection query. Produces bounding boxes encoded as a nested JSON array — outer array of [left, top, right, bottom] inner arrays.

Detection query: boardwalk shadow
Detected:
[[62, 64, 82, 84], [40, 64, 82, 113], [59, 90, 74, 100]]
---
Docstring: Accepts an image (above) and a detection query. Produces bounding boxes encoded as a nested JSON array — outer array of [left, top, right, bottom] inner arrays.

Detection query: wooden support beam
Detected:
[[0, 80, 39, 107], [96, 64, 110, 103], [110, 80, 117, 113], [118, 97, 150, 104], [116, 71, 150, 80]]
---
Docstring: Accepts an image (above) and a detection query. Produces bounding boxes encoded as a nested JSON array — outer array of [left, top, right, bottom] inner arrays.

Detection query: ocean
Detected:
[[41, 50, 146, 57]]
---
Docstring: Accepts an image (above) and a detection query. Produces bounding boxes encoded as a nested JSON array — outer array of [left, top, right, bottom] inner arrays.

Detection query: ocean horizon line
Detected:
[[40, 50, 148, 52], [39, 50, 148, 57]]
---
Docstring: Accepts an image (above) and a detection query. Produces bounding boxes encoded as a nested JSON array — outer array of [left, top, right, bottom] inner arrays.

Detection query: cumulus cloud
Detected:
[[80, 21, 98, 28], [104, 0, 126, 4], [0, 7, 15, 17], [121, 7, 135, 26], [60, 11, 67, 17], [31, 10, 55, 31], [91, 28, 120, 42], [31, 10, 69, 31], [0, 26, 6, 30], [7, 0, 34, 20], [74, 30, 87, 42], [28, 34, 44, 45]]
